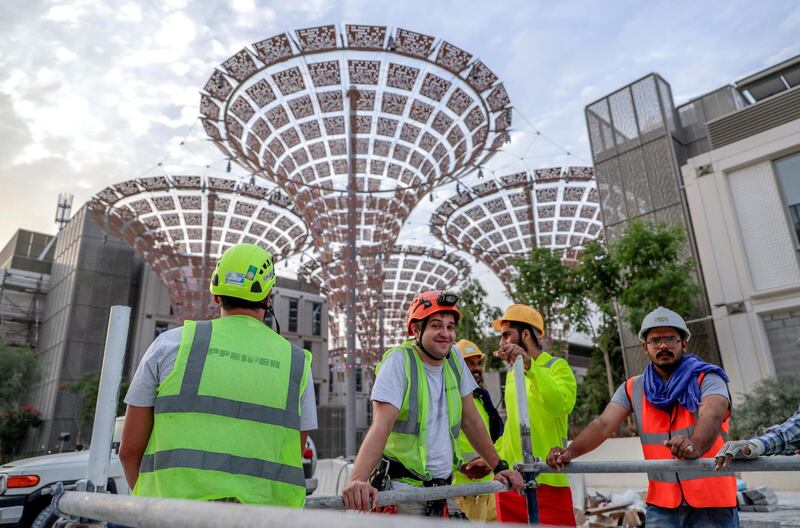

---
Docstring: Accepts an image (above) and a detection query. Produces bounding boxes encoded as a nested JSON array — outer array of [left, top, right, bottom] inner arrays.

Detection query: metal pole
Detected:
[[378, 251, 385, 354], [55, 492, 474, 528], [306, 456, 800, 510], [513, 356, 538, 524], [85, 305, 130, 492], [345, 88, 358, 457]]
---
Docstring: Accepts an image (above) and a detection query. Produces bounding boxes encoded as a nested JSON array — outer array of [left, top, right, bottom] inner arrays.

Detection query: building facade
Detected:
[[587, 54, 800, 399], [681, 55, 800, 399]]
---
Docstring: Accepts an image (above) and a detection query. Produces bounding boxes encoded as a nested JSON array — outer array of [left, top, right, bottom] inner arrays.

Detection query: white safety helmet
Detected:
[[638, 306, 691, 342]]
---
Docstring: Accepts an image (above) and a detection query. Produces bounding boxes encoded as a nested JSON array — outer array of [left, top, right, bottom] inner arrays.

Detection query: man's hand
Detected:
[[664, 435, 701, 460], [461, 457, 492, 479], [546, 447, 574, 470], [494, 468, 524, 492], [493, 343, 531, 370], [714, 440, 764, 470], [341, 479, 379, 511]]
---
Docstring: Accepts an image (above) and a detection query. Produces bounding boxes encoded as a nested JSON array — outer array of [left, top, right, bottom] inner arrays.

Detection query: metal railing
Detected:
[[51, 457, 800, 526], [306, 457, 800, 509]]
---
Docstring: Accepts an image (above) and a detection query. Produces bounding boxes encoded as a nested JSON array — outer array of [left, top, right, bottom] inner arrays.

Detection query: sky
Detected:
[[2, 0, 799, 310]]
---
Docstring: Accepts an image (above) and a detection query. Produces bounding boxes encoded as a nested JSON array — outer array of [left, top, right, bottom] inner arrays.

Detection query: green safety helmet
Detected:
[[209, 243, 276, 303]]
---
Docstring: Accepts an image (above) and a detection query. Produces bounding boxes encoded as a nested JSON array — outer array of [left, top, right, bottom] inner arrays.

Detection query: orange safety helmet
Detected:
[[406, 290, 461, 336]]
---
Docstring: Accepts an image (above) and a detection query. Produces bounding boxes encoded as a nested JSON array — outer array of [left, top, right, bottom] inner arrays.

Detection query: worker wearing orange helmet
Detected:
[[342, 290, 524, 517], [492, 304, 577, 526]]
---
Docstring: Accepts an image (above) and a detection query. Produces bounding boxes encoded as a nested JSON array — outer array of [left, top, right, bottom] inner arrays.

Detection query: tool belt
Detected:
[[375, 457, 455, 517]]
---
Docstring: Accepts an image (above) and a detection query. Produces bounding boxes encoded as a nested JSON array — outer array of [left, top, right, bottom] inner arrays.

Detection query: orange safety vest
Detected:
[[625, 373, 736, 509]]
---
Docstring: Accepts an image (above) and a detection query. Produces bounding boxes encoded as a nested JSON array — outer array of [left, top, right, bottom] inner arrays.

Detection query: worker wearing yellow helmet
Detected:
[[452, 339, 504, 521], [119, 243, 316, 507], [491, 304, 577, 526]]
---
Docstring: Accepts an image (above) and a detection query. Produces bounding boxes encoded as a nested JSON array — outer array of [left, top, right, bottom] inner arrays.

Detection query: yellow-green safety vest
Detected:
[[377, 339, 464, 485], [453, 393, 493, 485], [495, 351, 576, 488], [133, 315, 312, 507]]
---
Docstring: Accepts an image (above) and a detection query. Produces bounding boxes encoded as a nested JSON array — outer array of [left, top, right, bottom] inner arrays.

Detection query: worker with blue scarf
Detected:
[[547, 307, 738, 528]]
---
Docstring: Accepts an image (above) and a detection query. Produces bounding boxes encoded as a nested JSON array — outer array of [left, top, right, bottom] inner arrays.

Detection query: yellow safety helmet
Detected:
[[455, 339, 484, 360], [492, 304, 545, 337]]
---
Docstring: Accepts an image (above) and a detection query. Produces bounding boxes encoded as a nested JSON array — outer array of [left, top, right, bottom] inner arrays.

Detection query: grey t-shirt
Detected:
[[125, 326, 318, 431], [610, 372, 729, 412], [371, 346, 478, 479]]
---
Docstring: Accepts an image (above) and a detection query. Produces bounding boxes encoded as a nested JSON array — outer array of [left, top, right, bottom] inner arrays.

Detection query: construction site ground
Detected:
[[591, 487, 800, 528]]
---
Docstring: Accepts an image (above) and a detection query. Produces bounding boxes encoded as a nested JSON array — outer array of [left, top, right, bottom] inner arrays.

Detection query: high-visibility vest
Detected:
[[134, 315, 312, 507], [453, 394, 492, 485], [376, 339, 464, 484], [495, 352, 575, 488], [625, 373, 736, 508]]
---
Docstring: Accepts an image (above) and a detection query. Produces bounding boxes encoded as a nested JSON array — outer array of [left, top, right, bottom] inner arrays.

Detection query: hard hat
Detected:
[[455, 339, 484, 359], [407, 290, 461, 336], [638, 306, 691, 342], [209, 243, 276, 303], [492, 304, 545, 337]]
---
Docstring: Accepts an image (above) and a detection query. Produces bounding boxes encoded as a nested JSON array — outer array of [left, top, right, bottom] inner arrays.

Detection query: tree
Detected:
[[0, 342, 42, 460], [0, 342, 38, 411], [728, 375, 800, 440], [69, 371, 130, 445], [511, 248, 573, 357], [612, 220, 700, 336], [456, 279, 503, 369]]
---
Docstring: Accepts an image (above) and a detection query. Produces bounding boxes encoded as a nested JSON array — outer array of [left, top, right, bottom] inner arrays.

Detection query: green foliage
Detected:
[[729, 375, 800, 440], [613, 220, 699, 336], [456, 279, 503, 370], [69, 371, 130, 442], [0, 342, 41, 460], [0, 406, 43, 461], [0, 342, 38, 411]]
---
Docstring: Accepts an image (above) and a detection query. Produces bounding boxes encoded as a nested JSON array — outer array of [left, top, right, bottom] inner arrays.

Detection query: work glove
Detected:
[[715, 439, 765, 460]]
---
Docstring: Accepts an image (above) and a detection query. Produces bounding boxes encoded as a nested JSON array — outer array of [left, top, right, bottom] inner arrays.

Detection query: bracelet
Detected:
[[492, 460, 509, 474]]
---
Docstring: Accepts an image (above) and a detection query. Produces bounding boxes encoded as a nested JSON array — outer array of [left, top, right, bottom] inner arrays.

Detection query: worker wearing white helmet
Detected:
[[547, 307, 738, 527]]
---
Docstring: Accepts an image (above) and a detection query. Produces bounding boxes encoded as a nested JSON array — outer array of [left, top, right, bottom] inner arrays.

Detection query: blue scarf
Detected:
[[643, 354, 729, 412]]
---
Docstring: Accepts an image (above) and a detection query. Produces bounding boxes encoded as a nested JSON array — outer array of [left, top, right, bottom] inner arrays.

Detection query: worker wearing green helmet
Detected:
[[119, 243, 316, 507]]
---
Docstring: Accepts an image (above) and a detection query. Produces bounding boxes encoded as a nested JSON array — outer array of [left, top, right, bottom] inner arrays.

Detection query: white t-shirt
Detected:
[[125, 326, 318, 431], [371, 345, 477, 479]]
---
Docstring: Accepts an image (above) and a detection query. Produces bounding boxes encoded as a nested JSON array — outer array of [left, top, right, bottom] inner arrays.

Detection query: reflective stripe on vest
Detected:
[[544, 357, 559, 368], [627, 374, 736, 508], [392, 347, 421, 435], [446, 352, 462, 439], [140, 448, 305, 486], [154, 321, 306, 429]]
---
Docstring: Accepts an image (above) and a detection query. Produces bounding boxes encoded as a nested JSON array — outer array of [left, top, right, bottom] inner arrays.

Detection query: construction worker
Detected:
[[547, 307, 738, 527], [452, 339, 504, 521], [487, 304, 578, 526], [341, 290, 524, 516], [119, 243, 316, 507], [715, 404, 800, 469]]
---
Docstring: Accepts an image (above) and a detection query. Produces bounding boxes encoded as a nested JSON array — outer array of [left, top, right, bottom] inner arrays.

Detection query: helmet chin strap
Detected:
[[415, 319, 450, 361]]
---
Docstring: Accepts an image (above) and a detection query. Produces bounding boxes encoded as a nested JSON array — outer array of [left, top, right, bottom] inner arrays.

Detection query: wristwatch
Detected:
[[492, 460, 509, 474]]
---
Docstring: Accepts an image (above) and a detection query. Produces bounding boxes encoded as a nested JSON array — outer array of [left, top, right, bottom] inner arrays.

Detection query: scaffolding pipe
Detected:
[[54, 492, 476, 528], [306, 457, 800, 509], [85, 305, 130, 492], [344, 88, 358, 457]]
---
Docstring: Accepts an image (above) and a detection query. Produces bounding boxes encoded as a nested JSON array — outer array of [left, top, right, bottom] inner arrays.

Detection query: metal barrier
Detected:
[[54, 491, 471, 528], [52, 457, 800, 526], [306, 457, 800, 509]]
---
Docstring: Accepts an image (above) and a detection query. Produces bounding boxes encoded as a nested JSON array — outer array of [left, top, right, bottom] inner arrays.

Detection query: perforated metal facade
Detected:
[[585, 74, 721, 375]]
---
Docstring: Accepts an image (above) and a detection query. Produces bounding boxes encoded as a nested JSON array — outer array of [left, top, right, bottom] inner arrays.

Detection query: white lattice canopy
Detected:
[[88, 174, 309, 320], [200, 23, 513, 258], [430, 167, 603, 287], [299, 244, 470, 360]]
